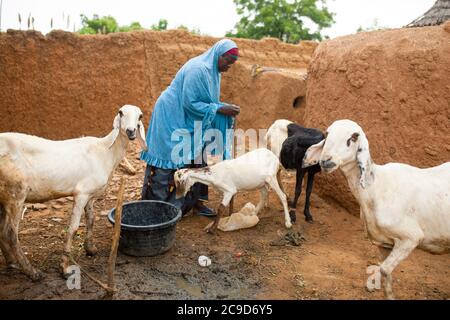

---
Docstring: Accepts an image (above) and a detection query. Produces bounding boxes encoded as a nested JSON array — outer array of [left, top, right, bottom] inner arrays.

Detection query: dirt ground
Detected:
[[0, 142, 448, 300]]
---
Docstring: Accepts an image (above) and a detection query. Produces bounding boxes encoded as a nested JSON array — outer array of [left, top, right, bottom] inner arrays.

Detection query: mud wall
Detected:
[[0, 29, 316, 139], [305, 22, 450, 214]]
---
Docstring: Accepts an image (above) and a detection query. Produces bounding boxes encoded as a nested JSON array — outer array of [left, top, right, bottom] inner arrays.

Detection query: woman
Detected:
[[141, 39, 240, 216]]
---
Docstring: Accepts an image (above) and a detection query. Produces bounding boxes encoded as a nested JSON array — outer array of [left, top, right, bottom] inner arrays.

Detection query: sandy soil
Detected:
[[0, 142, 448, 300]]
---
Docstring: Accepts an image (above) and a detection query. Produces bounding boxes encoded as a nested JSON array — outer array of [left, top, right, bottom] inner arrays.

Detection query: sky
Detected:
[[0, 0, 437, 39]]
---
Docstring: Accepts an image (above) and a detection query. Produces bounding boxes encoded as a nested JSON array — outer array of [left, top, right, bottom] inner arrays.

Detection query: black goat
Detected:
[[279, 123, 325, 223]]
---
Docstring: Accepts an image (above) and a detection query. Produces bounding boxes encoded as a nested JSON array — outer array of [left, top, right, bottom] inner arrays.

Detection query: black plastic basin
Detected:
[[108, 200, 182, 257]]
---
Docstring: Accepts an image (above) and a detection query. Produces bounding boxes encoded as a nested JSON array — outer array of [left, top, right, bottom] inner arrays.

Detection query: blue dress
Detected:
[[141, 39, 236, 169]]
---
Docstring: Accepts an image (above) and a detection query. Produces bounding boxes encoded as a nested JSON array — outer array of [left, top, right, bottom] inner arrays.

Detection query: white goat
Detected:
[[303, 119, 450, 299], [174, 148, 292, 233], [264, 119, 292, 212], [265, 119, 293, 158], [0, 105, 147, 280]]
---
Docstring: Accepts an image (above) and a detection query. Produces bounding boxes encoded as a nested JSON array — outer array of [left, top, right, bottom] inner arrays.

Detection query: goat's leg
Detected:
[[6, 201, 27, 269], [290, 169, 306, 224], [0, 203, 42, 281], [366, 246, 391, 293], [0, 204, 18, 267], [205, 192, 234, 234], [266, 177, 292, 229], [6, 203, 28, 271], [276, 169, 288, 204], [379, 239, 418, 300], [303, 171, 316, 223], [83, 198, 97, 256], [12, 202, 25, 235], [255, 187, 268, 215], [0, 233, 18, 268], [61, 194, 89, 277]]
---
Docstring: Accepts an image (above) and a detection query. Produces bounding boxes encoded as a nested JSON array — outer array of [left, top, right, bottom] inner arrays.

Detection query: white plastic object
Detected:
[[198, 255, 212, 267]]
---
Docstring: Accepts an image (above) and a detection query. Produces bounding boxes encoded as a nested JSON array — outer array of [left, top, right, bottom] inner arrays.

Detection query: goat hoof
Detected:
[[305, 216, 314, 224], [289, 210, 297, 223], [60, 256, 73, 279], [204, 226, 216, 235], [30, 270, 44, 282], [85, 245, 98, 257], [61, 267, 69, 279], [7, 263, 20, 270], [386, 293, 395, 300], [61, 268, 74, 280]]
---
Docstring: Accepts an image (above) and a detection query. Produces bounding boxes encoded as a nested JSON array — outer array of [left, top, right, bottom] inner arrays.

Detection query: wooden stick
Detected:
[[66, 179, 125, 295], [229, 117, 237, 215], [118, 157, 136, 175], [69, 257, 112, 292], [107, 177, 125, 293]]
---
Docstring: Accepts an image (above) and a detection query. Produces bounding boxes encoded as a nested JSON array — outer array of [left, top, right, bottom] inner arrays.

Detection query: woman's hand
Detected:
[[218, 103, 240, 117]]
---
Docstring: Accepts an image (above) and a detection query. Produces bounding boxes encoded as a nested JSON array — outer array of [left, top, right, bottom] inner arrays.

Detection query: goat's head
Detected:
[[303, 120, 373, 188], [174, 169, 194, 199], [110, 105, 148, 151]]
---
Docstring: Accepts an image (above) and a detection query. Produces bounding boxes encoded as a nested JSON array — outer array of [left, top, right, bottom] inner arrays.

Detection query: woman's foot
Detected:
[[194, 202, 216, 217]]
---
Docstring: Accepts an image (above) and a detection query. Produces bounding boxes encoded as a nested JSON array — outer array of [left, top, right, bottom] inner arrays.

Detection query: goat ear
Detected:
[[109, 113, 122, 149], [137, 120, 148, 151], [113, 113, 121, 130], [355, 133, 373, 189], [302, 139, 325, 168]]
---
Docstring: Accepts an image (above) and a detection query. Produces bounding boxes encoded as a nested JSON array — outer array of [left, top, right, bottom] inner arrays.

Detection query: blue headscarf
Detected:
[[141, 39, 237, 169]]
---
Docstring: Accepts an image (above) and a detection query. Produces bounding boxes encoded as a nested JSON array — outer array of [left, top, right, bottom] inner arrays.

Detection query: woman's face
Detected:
[[218, 54, 237, 73]]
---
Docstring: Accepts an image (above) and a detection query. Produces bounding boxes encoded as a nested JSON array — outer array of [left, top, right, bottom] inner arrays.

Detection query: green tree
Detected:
[[78, 14, 144, 34], [119, 21, 144, 32], [177, 24, 202, 35], [150, 19, 168, 31], [78, 14, 118, 34], [77, 15, 201, 35], [226, 0, 335, 43]]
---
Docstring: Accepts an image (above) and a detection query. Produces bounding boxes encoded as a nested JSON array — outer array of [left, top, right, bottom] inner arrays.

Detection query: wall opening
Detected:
[[293, 95, 305, 109], [292, 95, 306, 123]]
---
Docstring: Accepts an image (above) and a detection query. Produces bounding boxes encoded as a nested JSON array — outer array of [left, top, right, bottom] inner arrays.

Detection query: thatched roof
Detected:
[[406, 0, 450, 27]]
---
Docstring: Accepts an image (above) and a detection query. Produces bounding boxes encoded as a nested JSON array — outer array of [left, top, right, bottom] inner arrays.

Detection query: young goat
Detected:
[[303, 119, 450, 299], [174, 148, 292, 233], [266, 120, 324, 223], [0, 105, 147, 280]]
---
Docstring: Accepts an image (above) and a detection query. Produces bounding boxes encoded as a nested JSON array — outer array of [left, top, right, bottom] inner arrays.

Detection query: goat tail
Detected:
[[265, 124, 277, 147], [264, 128, 270, 144], [265, 121, 277, 142]]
